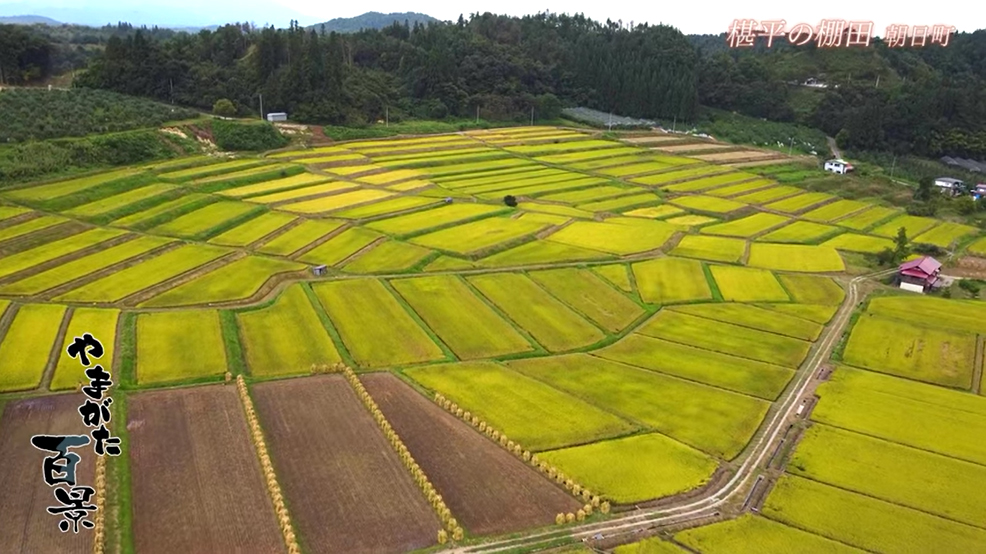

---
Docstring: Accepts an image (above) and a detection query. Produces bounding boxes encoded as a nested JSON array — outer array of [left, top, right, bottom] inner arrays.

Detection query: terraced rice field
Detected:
[[0, 304, 65, 392], [912, 222, 978, 248], [297, 227, 383, 266], [312, 279, 445, 367], [55, 244, 231, 303], [545, 220, 676, 255], [0, 215, 69, 242], [675, 515, 860, 554], [477, 240, 612, 267], [822, 233, 895, 253], [802, 199, 871, 222], [236, 284, 342, 376], [577, 192, 661, 213], [763, 192, 834, 213], [64, 183, 176, 216], [112, 193, 210, 226], [0, 227, 126, 280], [255, 219, 344, 256], [366, 203, 505, 236], [528, 268, 645, 332], [624, 205, 685, 219], [135, 310, 228, 384], [278, 188, 394, 214], [151, 201, 260, 238], [669, 195, 747, 214], [244, 181, 356, 204], [632, 257, 712, 304], [158, 159, 263, 180], [404, 361, 636, 451], [758, 221, 842, 243], [390, 275, 534, 359], [777, 274, 845, 305], [709, 265, 790, 302], [870, 214, 939, 238], [468, 273, 605, 352], [139, 255, 305, 307], [732, 185, 802, 204], [700, 213, 789, 238], [747, 243, 845, 272], [49, 308, 119, 391], [3, 168, 140, 201], [333, 195, 439, 219], [662, 172, 755, 193], [218, 172, 329, 197], [671, 235, 746, 263], [836, 206, 900, 230], [208, 211, 297, 246], [410, 217, 545, 255], [704, 179, 775, 197]]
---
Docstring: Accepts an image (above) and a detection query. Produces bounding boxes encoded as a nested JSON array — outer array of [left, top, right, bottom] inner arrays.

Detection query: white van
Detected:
[[824, 159, 854, 174]]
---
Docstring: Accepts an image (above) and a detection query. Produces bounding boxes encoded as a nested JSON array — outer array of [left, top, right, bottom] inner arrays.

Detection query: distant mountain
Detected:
[[310, 11, 438, 33], [0, 0, 310, 28], [0, 14, 60, 24]]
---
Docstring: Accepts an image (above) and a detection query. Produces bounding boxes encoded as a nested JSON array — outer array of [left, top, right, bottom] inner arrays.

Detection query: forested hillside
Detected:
[[3, 15, 986, 161]]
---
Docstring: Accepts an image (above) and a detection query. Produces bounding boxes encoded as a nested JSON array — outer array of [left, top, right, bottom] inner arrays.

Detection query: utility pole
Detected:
[[259, 93, 264, 121], [875, 75, 880, 88], [169, 79, 174, 104], [608, 112, 613, 132], [788, 137, 794, 156], [530, 106, 535, 126], [385, 107, 389, 127], [672, 116, 677, 133], [890, 155, 897, 179], [476, 105, 480, 124]]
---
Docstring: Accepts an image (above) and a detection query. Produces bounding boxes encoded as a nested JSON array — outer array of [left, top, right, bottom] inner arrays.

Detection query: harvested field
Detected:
[[55, 244, 230, 303], [278, 189, 394, 214], [509, 354, 769, 459], [528, 268, 645, 332], [410, 217, 545, 255], [0, 394, 96, 553], [135, 310, 227, 385], [129, 386, 285, 554], [297, 227, 384, 266], [237, 284, 341, 376], [545, 220, 676, 255], [758, 221, 842, 243], [632, 257, 712, 304], [252, 376, 440, 553], [657, 142, 735, 153], [695, 150, 783, 162], [821, 233, 894, 254], [746, 243, 845, 272], [639, 310, 808, 367], [843, 314, 975, 388], [366, 203, 505, 236], [390, 275, 534, 359], [0, 227, 126, 280], [343, 240, 433, 273], [256, 219, 344, 256], [836, 206, 899, 231], [709, 265, 789, 302], [700, 213, 789, 238], [405, 361, 635, 451], [675, 514, 861, 554], [139, 255, 305, 307], [50, 308, 119, 391], [362, 373, 580, 535], [0, 235, 174, 296], [871, 215, 939, 238], [802, 199, 871, 222], [245, 182, 357, 204], [539, 433, 716, 504], [0, 304, 65, 392], [151, 201, 260, 238], [669, 195, 747, 214], [597, 333, 794, 400], [208, 212, 297, 247], [763, 192, 834, 213], [468, 273, 605, 351], [671, 235, 746, 263], [312, 279, 445, 367]]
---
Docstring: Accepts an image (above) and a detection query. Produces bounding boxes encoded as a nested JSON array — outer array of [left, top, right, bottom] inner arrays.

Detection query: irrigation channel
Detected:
[[453, 268, 896, 554]]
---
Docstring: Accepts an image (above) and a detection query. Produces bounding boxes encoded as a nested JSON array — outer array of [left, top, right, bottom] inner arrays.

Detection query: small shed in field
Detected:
[[312, 264, 328, 277], [897, 256, 942, 293], [266, 112, 288, 122]]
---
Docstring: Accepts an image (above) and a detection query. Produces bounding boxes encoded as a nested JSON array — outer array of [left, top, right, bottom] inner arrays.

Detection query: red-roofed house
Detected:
[[897, 256, 942, 293]]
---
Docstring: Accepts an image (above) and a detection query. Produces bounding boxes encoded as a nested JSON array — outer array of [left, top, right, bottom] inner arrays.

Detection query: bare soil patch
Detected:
[[362, 373, 580, 536], [128, 385, 284, 554], [251, 375, 439, 554], [947, 257, 986, 279], [0, 393, 95, 553]]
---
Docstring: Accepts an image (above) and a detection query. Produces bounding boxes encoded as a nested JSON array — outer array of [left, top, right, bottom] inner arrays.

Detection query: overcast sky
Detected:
[[280, 0, 978, 36]]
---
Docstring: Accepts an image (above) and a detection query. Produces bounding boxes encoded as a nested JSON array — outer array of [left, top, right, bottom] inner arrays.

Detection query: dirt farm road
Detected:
[[454, 269, 893, 554]]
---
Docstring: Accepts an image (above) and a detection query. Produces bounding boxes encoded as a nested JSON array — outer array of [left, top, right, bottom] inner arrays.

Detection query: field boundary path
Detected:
[[454, 269, 893, 554]]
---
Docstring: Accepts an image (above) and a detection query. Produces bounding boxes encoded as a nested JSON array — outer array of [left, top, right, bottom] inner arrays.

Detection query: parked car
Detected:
[[823, 159, 854, 174]]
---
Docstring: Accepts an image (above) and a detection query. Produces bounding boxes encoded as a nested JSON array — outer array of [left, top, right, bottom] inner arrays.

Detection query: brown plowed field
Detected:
[[362, 373, 581, 536], [0, 394, 95, 553], [128, 385, 285, 554], [251, 375, 439, 554]]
